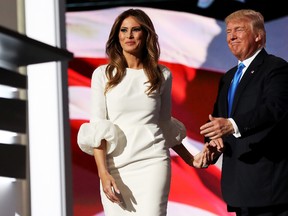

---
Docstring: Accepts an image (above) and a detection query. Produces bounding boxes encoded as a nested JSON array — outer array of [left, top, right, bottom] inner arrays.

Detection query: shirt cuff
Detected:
[[228, 118, 241, 138]]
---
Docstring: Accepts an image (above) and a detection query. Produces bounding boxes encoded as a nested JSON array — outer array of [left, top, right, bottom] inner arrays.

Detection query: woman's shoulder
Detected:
[[91, 64, 109, 82], [93, 64, 108, 73], [158, 64, 172, 79], [92, 64, 108, 77]]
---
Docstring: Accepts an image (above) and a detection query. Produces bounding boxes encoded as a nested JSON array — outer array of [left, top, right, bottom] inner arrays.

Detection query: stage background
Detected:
[[65, 1, 288, 215]]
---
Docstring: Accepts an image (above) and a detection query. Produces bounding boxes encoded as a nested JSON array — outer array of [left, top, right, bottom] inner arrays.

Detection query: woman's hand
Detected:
[[193, 143, 211, 168], [193, 138, 224, 168], [99, 170, 122, 204], [93, 140, 122, 204]]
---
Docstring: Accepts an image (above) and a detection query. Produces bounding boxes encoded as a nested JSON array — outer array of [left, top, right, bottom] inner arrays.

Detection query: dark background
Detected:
[[66, 0, 287, 21]]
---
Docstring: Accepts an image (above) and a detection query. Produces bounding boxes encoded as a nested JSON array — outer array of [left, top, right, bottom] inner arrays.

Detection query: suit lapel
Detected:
[[228, 49, 268, 117]]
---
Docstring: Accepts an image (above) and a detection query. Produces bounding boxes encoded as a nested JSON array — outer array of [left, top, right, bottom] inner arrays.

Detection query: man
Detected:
[[200, 9, 288, 216]]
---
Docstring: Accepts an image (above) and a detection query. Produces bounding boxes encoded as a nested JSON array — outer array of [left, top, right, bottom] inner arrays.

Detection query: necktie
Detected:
[[228, 62, 245, 117]]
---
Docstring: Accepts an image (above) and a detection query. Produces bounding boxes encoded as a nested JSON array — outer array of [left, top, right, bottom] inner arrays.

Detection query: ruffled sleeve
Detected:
[[160, 117, 187, 148], [77, 119, 119, 156]]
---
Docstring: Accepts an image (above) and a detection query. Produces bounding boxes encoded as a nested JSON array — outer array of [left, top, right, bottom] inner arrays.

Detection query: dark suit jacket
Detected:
[[212, 49, 288, 208]]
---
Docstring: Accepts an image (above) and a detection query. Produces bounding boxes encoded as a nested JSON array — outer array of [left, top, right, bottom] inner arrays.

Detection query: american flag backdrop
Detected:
[[66, 6, 288, 216]]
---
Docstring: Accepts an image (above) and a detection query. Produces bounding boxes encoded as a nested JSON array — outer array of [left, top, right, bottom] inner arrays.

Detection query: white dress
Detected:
[[77, 64, 186, 216]]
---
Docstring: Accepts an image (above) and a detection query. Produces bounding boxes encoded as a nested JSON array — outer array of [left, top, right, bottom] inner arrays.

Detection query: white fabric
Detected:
[[77, 64, 186, 215], [161, 117, 187, 148], [77, 120, 118, 155]]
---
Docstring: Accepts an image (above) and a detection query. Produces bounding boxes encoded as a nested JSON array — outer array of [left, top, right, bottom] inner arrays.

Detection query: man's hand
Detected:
[[193, 138, 224, 168], [193, 144, 211, 168], [200, 114, 234, 139]]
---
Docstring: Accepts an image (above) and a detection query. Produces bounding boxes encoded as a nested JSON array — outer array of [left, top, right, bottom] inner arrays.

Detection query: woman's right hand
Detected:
[[93, 140, 122, 204], [99, 171, 122, 204]]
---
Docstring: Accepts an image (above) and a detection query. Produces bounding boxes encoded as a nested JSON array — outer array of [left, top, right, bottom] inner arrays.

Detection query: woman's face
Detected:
[[118, 16, 145, 56]]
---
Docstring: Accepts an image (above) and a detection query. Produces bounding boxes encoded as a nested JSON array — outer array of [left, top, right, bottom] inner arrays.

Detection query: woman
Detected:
[[77, 8, 222, 215]]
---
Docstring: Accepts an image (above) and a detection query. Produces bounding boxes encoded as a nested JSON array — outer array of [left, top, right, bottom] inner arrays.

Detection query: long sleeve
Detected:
[[158, 65, 186, 148], [77, 65, 118, 155]]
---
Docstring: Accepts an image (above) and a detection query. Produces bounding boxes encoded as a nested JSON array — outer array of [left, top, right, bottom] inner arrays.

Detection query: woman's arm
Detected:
[[172, 138, 224, 168], [171, 144, 208, 168], [93, 139, 121, 204]]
